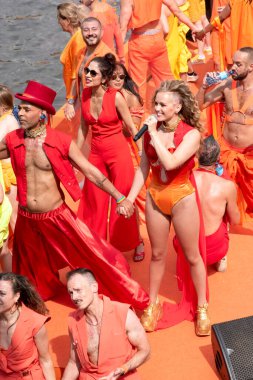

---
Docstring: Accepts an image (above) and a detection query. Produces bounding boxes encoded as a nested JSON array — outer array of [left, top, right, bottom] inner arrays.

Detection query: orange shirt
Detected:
[[68, 295, 140, 379], [0, 304, 50, 379], [128, 0, 162, 29], [60, 29, 86, 98]]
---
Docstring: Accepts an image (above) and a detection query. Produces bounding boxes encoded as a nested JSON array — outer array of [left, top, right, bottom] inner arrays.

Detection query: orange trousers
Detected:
[[128, 31, 173, 110]]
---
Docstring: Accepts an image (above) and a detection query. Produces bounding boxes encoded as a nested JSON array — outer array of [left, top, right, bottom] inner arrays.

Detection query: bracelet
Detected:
[[67, 98, 75, 105], [116, 195, 126, 204], [119, 363, 130, 375], [210, 16, 223, 31]]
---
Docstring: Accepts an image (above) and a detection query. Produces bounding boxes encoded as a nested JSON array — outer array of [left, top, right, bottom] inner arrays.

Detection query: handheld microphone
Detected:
[[133, 115, 157, 141]]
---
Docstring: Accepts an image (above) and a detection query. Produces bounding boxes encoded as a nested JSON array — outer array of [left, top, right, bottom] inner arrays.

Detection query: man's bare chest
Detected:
[[25, 138, 52, 171]]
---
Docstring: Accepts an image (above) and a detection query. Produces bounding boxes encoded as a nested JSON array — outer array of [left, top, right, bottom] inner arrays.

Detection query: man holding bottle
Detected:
[[196, 46, 253, 221]]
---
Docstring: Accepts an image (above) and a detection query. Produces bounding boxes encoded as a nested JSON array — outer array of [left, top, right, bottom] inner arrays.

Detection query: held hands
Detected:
[[64, 103, 75, 121], [194, 29, 205, 41], [116, 198, 135, 218]]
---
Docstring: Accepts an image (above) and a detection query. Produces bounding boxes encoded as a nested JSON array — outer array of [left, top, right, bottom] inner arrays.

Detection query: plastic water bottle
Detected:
[[206, 70, 234, 86], [215, 163, 224, 176]]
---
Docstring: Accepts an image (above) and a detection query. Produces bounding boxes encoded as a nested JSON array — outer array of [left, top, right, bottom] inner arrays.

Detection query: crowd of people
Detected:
[[0, 0, 252, 378]]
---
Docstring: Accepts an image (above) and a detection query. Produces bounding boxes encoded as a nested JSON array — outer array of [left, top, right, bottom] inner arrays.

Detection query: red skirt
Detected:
[[13, 204, 149, 309]]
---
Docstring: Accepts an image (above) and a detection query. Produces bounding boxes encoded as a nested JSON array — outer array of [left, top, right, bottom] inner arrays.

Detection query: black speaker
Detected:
[[212, 316, 253, 380]]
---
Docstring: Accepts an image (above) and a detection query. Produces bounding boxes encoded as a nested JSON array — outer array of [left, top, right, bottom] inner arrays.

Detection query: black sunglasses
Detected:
[[111, 74, 126, 80], [84, 67, 99, 78]]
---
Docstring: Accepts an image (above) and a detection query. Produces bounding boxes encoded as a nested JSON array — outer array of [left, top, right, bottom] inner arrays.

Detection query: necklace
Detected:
[[160, 117, 181, 132], [25, 125, 46, 138]]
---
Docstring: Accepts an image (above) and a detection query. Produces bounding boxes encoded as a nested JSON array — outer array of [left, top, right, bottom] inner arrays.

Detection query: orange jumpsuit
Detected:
[[127, 0, 173, 109], [68, 295, 140, 379], [60, 28, 86, 98], [90, 4, 124, 60], [0, 304, 50, 379]]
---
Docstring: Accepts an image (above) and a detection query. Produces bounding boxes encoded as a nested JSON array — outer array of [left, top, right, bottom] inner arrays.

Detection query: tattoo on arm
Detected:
[[96, 176, 107, 188]]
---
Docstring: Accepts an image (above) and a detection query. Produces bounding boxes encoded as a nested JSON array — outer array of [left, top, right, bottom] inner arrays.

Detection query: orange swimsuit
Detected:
[[144, 121, 195, 215]]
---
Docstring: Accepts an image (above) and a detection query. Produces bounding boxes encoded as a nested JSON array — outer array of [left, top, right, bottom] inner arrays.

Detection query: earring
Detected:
[[40, 114, 46, 121]]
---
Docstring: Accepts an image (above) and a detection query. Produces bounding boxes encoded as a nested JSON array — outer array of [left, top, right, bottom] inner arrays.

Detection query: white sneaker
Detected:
[[216, 256, 227, 272]]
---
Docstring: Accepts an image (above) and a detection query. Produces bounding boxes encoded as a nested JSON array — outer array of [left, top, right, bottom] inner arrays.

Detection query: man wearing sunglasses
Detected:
[[65, 17, 116, 121]]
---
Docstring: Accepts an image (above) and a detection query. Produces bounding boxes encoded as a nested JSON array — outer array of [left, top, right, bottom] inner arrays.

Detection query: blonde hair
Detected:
[[57, 3, 80, 29], [153, 80, 203, 132], [76, 4, 90, 24]]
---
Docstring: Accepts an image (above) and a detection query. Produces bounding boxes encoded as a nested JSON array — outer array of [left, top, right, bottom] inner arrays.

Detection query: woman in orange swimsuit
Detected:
[[127, 80, 210, 335]]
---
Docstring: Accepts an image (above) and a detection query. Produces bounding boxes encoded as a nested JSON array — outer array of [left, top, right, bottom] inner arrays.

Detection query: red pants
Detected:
[[78, 133, 139, 251], [13, 204, 149, 309], [128, 31, 173, 109]]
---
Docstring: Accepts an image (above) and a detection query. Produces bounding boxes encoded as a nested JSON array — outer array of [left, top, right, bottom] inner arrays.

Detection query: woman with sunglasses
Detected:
[[125, 80, 210, 336], [77, 53, 142, 254], [108, 63, 146, 262]]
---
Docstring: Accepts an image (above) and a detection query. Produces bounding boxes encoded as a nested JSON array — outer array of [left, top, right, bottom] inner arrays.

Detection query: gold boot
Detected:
[[140, 298, 162, 332], [195, 303, 211, 336]]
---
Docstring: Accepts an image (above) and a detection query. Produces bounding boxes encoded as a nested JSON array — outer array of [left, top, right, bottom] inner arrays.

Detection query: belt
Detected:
[[132, 28, 161, 36]]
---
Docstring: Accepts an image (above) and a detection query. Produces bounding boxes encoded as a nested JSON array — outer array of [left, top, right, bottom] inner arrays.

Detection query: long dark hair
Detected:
[[0, 272, 49, 315], [114, 63, 143, 106]]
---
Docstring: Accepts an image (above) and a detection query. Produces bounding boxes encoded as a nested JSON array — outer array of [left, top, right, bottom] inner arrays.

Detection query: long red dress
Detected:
[[78, 87, 139, 252]]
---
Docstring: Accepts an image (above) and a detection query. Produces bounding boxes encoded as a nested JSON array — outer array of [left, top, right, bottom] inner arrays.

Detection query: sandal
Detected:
[[133, 240, 145, 262]]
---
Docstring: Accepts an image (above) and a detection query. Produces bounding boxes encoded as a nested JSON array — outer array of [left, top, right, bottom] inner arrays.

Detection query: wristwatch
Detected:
[[67, 98, 75, 105]]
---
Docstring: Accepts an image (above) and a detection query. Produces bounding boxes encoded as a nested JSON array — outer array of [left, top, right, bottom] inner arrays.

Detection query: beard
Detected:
[[233, 71, 249, 81]]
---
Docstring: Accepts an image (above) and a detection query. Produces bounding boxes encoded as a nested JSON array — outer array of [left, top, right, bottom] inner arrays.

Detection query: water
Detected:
[[0, 0, 119, 109]]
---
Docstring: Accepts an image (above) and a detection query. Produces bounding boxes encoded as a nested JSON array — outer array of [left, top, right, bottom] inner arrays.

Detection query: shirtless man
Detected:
[[0, 80, 150, 310], [65, 17, 115, 120], [193, 136, 240, 271], [120, 0, 199, 109], [196, 47, 253, 219], [63, 268, 150, 380]]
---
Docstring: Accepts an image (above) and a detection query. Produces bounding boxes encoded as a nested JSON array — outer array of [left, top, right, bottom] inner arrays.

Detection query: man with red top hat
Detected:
[[0, 80, 149, 311]]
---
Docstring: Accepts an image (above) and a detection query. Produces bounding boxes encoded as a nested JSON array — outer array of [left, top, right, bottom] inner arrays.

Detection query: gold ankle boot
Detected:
[[195, 303, 211, 336], [140, 298, 162, 332]]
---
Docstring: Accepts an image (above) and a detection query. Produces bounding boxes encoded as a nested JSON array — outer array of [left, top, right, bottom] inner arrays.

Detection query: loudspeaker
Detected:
[[212, 315, 253, 380]]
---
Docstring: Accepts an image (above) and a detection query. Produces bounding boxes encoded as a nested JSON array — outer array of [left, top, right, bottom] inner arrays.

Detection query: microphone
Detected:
[[133, 115, 157, 141]]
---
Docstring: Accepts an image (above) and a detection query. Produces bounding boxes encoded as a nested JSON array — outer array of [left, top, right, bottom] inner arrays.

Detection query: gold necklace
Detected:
[[160, 117, 181, 132], [25, 125, 46, 138]]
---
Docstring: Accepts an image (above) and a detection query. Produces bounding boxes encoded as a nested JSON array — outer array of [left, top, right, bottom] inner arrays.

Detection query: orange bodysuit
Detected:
[[0, 304, 50, 379], [68, 295, 140, 379], [144, 121, 195, 215]]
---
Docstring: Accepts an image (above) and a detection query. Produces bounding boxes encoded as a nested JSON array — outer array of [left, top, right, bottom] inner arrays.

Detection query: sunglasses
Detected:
[[111, 74, 126, 80], [84, 67, 99, 78]]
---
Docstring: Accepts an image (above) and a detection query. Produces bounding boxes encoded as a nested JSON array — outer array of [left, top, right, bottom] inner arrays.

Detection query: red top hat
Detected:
[[15, 80, 57, 115]]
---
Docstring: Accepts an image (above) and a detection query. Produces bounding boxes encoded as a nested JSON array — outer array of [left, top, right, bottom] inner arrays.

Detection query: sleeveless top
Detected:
[[128, 0, 162, 29], [144, 121, 195, 186], [82, 87, 123, 137]]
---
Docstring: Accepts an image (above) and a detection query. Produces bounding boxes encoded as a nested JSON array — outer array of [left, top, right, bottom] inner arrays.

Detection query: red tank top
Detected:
[[128, 0, 162, 29], [82, 87, 123, 137], [144, 121, 195, 185]]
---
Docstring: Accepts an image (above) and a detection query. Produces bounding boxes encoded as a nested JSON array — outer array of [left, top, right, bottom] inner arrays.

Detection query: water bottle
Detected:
[[215, 163, 224, 176], [206, 70, 234, 86]]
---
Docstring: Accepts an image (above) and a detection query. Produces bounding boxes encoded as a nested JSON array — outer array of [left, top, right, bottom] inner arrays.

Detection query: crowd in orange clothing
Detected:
[[0, 0, 253, 378]]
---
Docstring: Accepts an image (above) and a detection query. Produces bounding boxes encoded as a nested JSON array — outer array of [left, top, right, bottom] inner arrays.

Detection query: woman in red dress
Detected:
[[77, 54, 142, 253]]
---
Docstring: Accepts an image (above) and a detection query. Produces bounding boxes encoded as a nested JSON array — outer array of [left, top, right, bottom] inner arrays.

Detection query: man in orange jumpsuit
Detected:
[[62, 268, 150, 380], [120, 0, 199, 109], [197, 47, 253, 221]]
